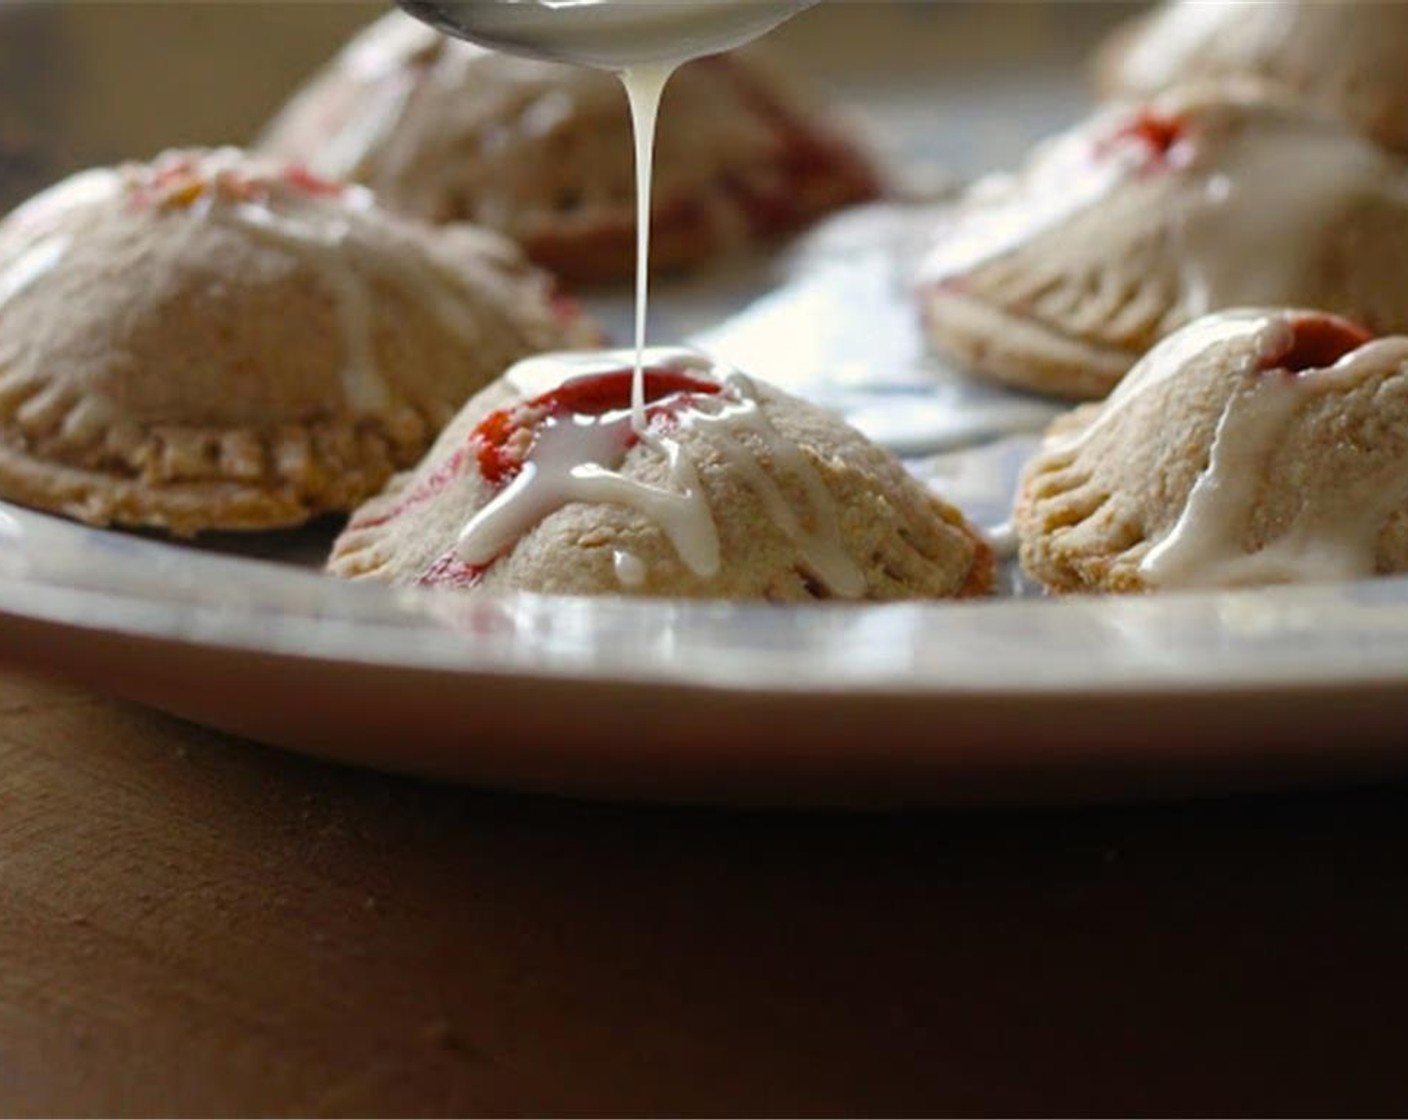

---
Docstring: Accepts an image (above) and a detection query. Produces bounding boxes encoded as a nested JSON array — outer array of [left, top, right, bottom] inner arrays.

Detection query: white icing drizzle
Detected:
[[4, 168, 123, 236], [1173, 111, 1400, 316], [397, 3, 841, 592], [918, 104, 1146, 283], [681, 374, 864, 596], [0, 169, 126, 315], [1139, 371, 1308, 588], [456, 348, 866, 597], [919, 93, 1407, 315], [613, 549, 647, 589], [227, 196, 390, 413], [1139, 329, 1408, 589], [128, 149, 497, 415], [0, 234, 69, 312], [458, 381, 722, 575], [1045, 309, 1277, 457]]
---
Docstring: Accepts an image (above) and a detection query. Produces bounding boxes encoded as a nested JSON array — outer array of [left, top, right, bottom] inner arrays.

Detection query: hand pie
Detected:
[[918, 84, 1408, 400], [330, 349, 992, 601], [0, 148, 596, 534], [259, 12, 882, 284], [1095, 0, 1408, 156], [1016, 308, 1408, 593]]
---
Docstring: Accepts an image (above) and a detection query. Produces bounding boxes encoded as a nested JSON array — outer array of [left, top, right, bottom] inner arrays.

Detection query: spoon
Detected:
[[394, 0, 818, 70], [392, 0, 822, 434]]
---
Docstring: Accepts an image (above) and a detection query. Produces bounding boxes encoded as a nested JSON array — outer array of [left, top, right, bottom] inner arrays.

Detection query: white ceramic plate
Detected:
[[5, 1, 1408, 807]]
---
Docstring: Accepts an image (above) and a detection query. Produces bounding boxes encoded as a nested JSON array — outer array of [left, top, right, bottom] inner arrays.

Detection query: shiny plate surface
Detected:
[[1, 2, 1400, 806]]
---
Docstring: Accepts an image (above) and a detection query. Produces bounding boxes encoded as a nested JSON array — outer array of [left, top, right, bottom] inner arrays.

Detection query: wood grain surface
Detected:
[[4, 668, 1408, 1116]]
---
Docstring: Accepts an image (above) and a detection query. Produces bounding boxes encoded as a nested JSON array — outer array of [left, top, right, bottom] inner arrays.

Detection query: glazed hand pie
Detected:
[[329, 349, 992, 601], [0, 148, 596, 535], [258, 12, 882, 284], [918, 84, 1408, 400], [1095, 0, 1408, 156], [1015, 308, 1408, 594]]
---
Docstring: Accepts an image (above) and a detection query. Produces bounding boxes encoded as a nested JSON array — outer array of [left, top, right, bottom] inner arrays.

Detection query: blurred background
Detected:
[[0, 1, 1136, 209]]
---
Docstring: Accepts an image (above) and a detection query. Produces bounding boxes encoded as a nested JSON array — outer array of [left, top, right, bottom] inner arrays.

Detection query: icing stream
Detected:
[[392, 0, 817, 446], [622, 61, 674, 432], [381, 1, 837, 595]]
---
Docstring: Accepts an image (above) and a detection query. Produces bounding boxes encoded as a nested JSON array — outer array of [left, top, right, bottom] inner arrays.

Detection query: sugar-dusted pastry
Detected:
[[0, 147, 596, 534], [330, 348, 992, 601], [917, 84, 1408, 401], [1015, 308, 1408, 594], [1095, 1, 1408, 156], [258, 12, 882, 284]]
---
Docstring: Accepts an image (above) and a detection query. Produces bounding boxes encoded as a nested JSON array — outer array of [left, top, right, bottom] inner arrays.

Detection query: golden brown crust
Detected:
[[0, 149, 598, 534], [1015, 310, 1408, 594], [330, 367, 991, 602], [920, 287, 1147, 401], [259, 13, 883, 284], [919, 84, 1408, 401]]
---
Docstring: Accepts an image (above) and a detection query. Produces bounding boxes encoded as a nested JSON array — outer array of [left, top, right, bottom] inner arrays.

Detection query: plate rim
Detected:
[[5, 500, 1408, 703]]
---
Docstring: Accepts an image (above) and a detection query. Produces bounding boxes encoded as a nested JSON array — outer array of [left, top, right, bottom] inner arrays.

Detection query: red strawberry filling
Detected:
[[472, 367, 723, 487], [1097, 111, 1189, 172], [281, 164, 348, 198], [387, 366, 723, 588], [1262, 313, 1374, 374]]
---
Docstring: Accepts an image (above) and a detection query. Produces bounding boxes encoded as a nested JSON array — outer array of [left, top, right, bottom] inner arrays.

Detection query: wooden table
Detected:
[[4, 668, 1408, 1117]]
